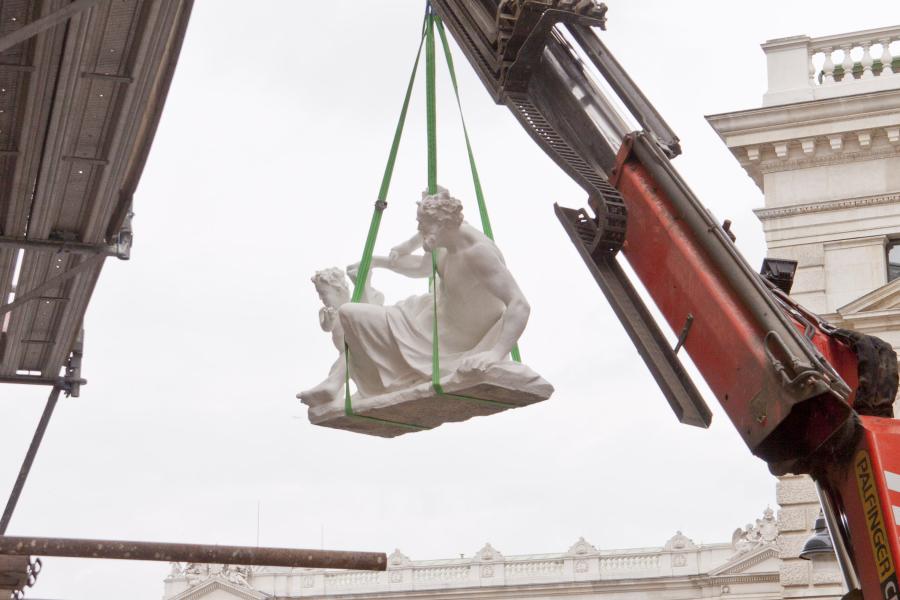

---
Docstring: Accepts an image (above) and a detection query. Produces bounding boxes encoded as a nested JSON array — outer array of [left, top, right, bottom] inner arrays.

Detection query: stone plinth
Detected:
[[308, 362, 553, 437]]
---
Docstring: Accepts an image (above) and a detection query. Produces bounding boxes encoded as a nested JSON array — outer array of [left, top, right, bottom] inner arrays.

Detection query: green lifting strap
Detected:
[[434, 15, 521, 363], [426, 12, 438, 195], [425, 12, 517, 410], [343, 19, 430, 431]]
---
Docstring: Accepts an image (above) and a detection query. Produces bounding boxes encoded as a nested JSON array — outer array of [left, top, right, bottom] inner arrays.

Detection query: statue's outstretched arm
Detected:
[[389, 233, 423, 262], [382, 252, 432, 278], [349, 252, 432, 281]]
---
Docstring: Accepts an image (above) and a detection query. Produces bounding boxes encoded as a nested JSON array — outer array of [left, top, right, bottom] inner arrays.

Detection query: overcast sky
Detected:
[[1, 2, 897, 598]]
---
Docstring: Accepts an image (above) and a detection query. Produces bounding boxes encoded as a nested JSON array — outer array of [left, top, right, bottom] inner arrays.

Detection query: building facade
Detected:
[[708, 24, 900, 600], [163, 520, 782, 600], [166, 23, 900, 600]]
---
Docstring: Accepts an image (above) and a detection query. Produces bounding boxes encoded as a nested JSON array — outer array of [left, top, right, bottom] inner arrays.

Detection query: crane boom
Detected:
[[431, 2, 900, 598]]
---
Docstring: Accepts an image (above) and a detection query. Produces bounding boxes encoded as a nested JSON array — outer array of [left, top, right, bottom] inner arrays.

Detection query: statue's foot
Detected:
[[297, 382, 342, 407]]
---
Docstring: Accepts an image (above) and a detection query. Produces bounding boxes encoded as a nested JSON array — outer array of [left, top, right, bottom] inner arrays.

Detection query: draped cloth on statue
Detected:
[[341, 291, 501, 397]]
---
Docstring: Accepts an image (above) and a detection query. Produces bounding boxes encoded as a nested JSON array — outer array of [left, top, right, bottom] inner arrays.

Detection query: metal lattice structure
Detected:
[[0, 0, 192, 391]]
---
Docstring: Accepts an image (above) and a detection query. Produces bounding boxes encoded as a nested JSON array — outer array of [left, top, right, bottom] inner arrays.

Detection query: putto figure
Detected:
[[298, 187, 552, 436], [298, 267, 381, 406]]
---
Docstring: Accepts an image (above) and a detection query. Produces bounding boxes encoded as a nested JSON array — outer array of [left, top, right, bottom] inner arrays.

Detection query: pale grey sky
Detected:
[[1, 2, 895, 598]]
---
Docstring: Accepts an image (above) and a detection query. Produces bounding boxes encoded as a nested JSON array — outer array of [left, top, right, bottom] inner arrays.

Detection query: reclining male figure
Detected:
[[336, 187, 531, 400]]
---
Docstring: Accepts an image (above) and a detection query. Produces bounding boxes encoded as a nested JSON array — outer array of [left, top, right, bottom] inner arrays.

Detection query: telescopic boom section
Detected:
[[433, 0, 854, 469], [611, 133, 855, 470], [431, 2, 900, 599]]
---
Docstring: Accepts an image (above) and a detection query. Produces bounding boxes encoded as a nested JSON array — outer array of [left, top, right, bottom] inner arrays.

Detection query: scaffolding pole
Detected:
[[0, 387, 62, 535], [0, 536, 386, 571]]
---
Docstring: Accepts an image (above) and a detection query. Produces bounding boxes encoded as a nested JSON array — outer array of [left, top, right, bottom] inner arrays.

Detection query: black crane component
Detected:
[[760, 258, 799, 295], [433, 0, 679, 187], [831, 328, 898, 419], [555, 202, 712, 428], [586, 180, 627, 257]]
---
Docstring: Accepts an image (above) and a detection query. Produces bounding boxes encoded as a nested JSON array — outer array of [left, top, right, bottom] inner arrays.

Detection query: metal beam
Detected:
[[0, 375, 75, 387], [0, 64, 35, 72], [60, 155, 108, 166], [0, 388, 62, 535], [0, 236, 116, 256], [0, 0, 106, 54], [555, 203, 712, 428], [0, 536, 387, 571], [0, 254, 105, 317], [80, 72, 132, 83]]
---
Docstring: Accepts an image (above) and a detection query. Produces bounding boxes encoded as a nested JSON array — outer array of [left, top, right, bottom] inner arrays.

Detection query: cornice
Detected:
[[754, 140, 900, 175], [709, 546, 779, 578], [838, 276, 900, 315], [706, 88, 900, 137], [709, 573, 780, 585], [754, 192, 900, 220]]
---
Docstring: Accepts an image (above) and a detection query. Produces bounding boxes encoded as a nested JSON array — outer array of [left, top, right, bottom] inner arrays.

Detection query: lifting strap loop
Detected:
[[344, 18, 431, 430], [427, 12, 518, 407], [426, 11, 438, 196], [351, 19, 427, 304], [434, 16, 521, 363], [435, 17, 490, 238]]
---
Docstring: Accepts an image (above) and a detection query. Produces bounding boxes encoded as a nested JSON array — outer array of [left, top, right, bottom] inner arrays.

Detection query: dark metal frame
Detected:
[[555, 204, 711, 428], [0, 0, 105, 54]]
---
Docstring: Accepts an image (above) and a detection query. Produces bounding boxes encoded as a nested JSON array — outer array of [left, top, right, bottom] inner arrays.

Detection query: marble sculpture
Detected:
[[298, 187, 552, 436]]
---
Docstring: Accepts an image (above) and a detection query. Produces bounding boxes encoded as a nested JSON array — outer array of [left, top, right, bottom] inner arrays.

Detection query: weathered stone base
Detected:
[[307, 362, 553, 437]]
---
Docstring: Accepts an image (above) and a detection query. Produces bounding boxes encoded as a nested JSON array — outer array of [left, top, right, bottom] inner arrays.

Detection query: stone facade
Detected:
[[709, 24, 900, 600], [163, 524, 783, 600], [708, 26, 900, 324]]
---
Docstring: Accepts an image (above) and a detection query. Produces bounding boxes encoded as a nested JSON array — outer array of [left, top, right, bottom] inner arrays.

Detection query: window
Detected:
[[889, 242, 900, 283]]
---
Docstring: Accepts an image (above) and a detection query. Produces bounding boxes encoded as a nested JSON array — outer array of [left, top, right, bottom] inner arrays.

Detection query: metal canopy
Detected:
[[0, 0, 193, 391]]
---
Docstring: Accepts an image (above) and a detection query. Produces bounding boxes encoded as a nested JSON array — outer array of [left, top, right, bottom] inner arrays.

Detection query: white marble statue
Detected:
[[298, 187, 552, 434]]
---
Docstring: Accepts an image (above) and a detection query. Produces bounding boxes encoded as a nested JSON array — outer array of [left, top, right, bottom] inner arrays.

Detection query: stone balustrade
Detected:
[[762, 26, 900, 106], [238, 545, 684, 596], [809, 27, 899, 85], [163, 525, 783, 599]]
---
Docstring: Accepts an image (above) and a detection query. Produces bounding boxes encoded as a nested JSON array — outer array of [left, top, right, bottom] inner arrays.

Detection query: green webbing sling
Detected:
[[343, 7, 520, 429], [435, 16, 521, 363], [425, 13, 517, 410], [343, 19, 429, 431]]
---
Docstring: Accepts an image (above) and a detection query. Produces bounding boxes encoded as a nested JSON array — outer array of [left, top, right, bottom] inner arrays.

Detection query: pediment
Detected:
[[839, 278, 900, 315], [168, 577, 268, 600], [709, 545, 779, 577]]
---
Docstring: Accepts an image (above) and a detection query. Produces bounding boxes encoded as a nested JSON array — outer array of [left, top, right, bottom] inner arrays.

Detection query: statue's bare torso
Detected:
[[431, 224, 507, 352]]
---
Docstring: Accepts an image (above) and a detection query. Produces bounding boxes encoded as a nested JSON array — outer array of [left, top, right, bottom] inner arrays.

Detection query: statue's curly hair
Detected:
[[417, 186, 463, 228], [311, 267, 349, 296]]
